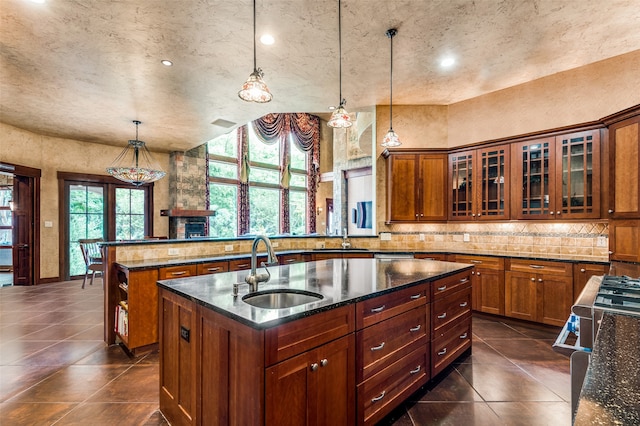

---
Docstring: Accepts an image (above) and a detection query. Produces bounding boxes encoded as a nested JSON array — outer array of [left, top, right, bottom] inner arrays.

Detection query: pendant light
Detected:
[[238, 0, 272, 103], [106, 120, 166, 186], [381, 28, 401, 147], [327, 0, 352, 128]]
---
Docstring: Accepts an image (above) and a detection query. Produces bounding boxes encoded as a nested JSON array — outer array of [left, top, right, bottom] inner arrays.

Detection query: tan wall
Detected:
[[448, 50, 640, 147], [0, 122, 171, 279]]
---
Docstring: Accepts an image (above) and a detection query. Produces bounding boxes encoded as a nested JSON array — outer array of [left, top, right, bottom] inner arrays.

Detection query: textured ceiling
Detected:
[[1, 0, 640, 152]]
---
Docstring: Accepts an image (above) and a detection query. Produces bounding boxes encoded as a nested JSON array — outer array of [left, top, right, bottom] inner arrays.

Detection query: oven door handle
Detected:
[[552, 317, 591, 357]]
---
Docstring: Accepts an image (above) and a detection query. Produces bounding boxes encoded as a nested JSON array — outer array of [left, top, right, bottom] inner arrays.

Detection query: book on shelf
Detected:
[[115, 304, 129, 337]]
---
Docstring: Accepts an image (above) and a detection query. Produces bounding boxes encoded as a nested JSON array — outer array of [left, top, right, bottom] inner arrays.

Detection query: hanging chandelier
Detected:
[[381, 28, 401, 147], [327, 0, 352, 128], [238, 0, 272, 103], [106, 120, 166, 186]]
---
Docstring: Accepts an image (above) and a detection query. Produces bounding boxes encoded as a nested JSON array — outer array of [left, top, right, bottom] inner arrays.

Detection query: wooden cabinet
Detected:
[[355, 283, 429, 425], [573, 262, 609, 298], [609, 220, 640, 262], [505, 259, 573, 327], [452, 255, 505, 315], [196, 260, 228, 275], [158, 264, 197, 280], [266, 334, 355, 426], [414, 253, 447, 261], [607, 114, 640, 219], [278, 253, 303, 265], [511, 130, 601, 220], [430, 269, 472, 377], [449, 145, 510, 221], [384, 150, 447, 223], [228, 257, 254, 271]]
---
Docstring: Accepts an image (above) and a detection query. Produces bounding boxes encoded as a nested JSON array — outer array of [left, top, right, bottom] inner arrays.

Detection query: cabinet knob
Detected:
[[471, 271, 475, 275], [538, 278, 543, 282], [531, 277, 536, 281], [310, 363, 318, 371], [608, 209, 614, 214], [471, 213, 476, 217], [477, 272, 481, 276], [556, 211, 561, 215], [477, 213, 482, 217], [550, 211, 554, 215], [580, 268, 586, 273], [320, 359, 328, 367], [420, 213, 424, 217]]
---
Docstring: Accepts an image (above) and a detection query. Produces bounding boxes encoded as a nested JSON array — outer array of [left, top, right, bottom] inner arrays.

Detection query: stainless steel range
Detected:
[[553, 262, 640, 422]]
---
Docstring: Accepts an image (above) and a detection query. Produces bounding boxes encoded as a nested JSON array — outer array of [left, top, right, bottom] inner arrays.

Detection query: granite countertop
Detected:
[[573, 312, 640, 425], [115, 248, 608, 271], [157, 258, 472, 330]]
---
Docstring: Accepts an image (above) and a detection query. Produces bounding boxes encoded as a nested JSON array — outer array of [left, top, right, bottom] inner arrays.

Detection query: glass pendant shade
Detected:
[[381, 129, 401, 147], [106, 121, 166, 187], [327, 102, 352, 128], [238, 69, 272, 103]]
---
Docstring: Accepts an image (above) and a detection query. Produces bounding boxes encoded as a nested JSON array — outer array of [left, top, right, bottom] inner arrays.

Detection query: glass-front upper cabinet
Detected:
[[513, 130, 600, 220], [449, 145, 510, 221]]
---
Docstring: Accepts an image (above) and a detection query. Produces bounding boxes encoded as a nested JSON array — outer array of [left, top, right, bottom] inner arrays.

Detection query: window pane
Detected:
[[130, 189, 145, 214], [115, 188, 146, 239], [87, 187, 104, 213], [290, 172, 306, 188], [249, 126, 279, 165], [249, 167, 280, 185], [208, 131, 237, 158], [289, 191, 306, 235], [115, 188, 130, 214], [130, 215, 145, 239], [209, 160, 237, 179], [290, 139, 306, 170], [209, 183, 237, 238], [249, 187, 279, 235], [69, 185, 87, 213]]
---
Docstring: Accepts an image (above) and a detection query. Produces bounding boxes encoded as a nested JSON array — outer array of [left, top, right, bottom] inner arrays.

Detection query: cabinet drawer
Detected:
[[356, 284, 428, 329], [453, 255, 504, 270], [507, 259, 571, 276], [414, 253, 447, 261], [431, 316, 472, 377], [432, 286, 472, 335], [196, 261, 229, 275], [432, 269, 472, 300], [357, 306, 428, 382], [228, 257, 263, 271], [278, 254, 302, 265], [265, 304, 355, 366], [158, 264, 197, 280], [357, 346, 429, 425]]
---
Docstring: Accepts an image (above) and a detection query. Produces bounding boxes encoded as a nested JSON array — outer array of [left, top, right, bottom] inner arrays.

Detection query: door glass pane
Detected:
[[561, 135, 593, 214], [115, 188, 146, 240], [209, 183, 237, 238], [249, 187, 279, 235], [68, 185, 104, 276], [521, 143, 550, 216]]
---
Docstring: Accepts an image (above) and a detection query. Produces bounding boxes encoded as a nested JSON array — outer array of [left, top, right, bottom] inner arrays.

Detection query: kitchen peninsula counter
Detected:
[[573, 312, 640, 425]]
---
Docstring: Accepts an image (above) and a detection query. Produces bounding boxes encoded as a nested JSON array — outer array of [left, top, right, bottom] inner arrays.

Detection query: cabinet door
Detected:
[[387, 155, 419, 222], [477, 145, 510, 220], [266, 335, 355, 426], [539, 274, 573, 327], [449, 150, 474, 220], [609, 219, 640, 262], [418, 154, 447, 221], [477, 268, 505, 316], [573, 263, 609, 298], [609, 115, 640, 218], [555, 130, 601, 219], [512, 138, 556, 220], [505, 271, 537, 321]]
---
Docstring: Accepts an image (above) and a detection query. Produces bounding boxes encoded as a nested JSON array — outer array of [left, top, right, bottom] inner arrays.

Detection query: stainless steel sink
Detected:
[[242, 289, 324, 309]]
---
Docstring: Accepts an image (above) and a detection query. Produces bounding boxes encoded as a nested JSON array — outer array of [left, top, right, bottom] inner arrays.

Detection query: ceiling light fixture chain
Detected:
[[238, 0, 272, 103], [106, 120, 166, 187], [327, 0, 352, 128], [381, 28, 401, 147]]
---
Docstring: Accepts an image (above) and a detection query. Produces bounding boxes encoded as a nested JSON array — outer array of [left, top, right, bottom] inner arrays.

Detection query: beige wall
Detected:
[[0, 122, 171, 279]]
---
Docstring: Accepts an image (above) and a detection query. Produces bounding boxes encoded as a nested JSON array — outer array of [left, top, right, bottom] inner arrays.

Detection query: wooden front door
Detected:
[[13, 174, 36, 285]]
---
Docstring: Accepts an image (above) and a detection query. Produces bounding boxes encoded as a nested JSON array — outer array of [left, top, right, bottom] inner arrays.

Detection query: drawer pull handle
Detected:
[[207, 267, 221, 272], [371, 342, 386, 351], [409, 365, 421, 374], [320, 358, 328, 367], [438, 285, 447, 291], [410, 294, 421, 300], [171, 271, 187, 276], [236, 264, 249, 268], [459, 302, 468, 308], [371, 305, 386, 313], [459, 278, 469, 283], [470, 260, 483, 264], [437, 313, 447, 319], [286, 259, 296, 263], [460, 333, 468, 339], [371, 391, 386, 403], [410, 325, 421, 332], [438, 348, 447, 356], [529, 264, 544, 269]]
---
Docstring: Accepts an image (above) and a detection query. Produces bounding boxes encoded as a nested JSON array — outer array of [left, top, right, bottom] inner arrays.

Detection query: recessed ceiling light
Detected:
[[440, 57, 455, 68], [161, 59, 173, 66], [328, 106, 336, 110], [260, 34, 275, 45]]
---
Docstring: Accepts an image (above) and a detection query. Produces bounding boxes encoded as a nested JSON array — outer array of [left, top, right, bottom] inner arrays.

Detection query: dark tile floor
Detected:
[[0, 280, 572, 425]]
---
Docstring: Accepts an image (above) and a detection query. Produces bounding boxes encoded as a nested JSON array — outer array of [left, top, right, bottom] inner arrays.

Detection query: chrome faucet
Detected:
[[244, 235, 279, 292], [341, 228, 351, 249]]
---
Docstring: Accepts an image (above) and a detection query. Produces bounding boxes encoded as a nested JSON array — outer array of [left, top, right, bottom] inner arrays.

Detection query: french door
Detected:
[[59, 172, 154, 281]]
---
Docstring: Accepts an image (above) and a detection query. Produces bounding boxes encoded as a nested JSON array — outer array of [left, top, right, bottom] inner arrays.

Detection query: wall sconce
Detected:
[[317, 207, 323, 215]]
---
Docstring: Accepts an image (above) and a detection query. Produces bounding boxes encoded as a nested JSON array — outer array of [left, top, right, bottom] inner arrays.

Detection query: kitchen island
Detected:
[[157, 258, 473, 425]]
